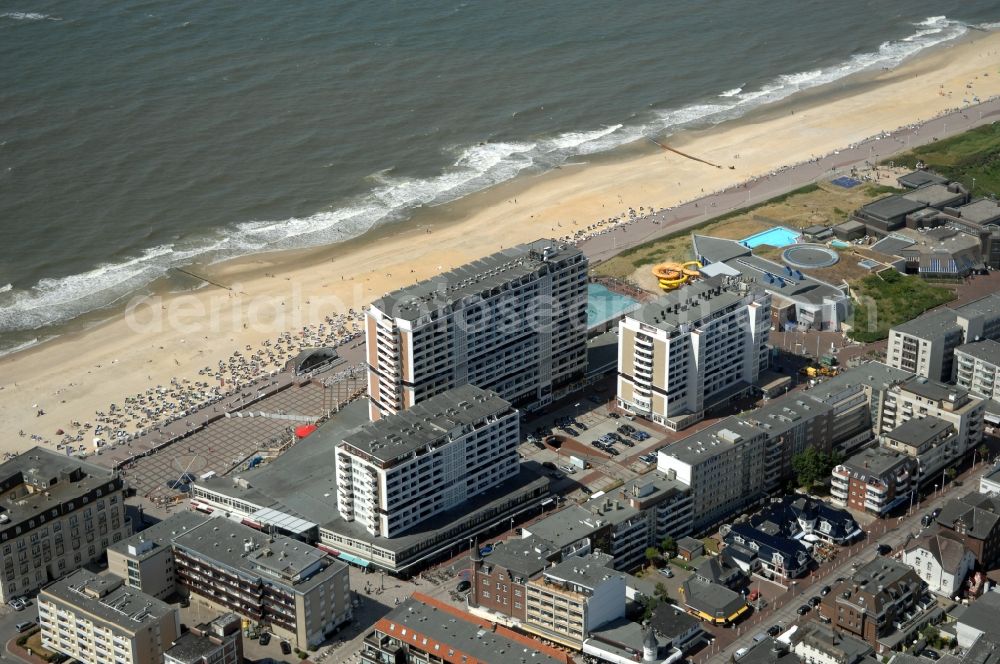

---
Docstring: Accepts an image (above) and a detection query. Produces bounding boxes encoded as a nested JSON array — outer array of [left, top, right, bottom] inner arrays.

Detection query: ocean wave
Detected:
[[0, 336, 48, 359], [0, 12, 60, 21], [0, 14, 982, 339], [0, 283, 11, 294]]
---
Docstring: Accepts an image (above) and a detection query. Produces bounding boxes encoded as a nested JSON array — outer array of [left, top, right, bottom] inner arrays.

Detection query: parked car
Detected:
[[479, 544, 494, 556], [564, 427, 579, 437], [280, 641, 292, 655], [920, 650, 940, 661], [921, 514, 933, 527], [658, 567, 674, 578], [560, 465, 577, 474], [8, 598, 25, 611], [876, 543, 892, 556], [620, 438, 635, 447], [607, 447, 620, 457], [456, 580, 471, 592], [532, 440, 545, 450], [259, 632, 271, 646], [766, 624, 782, 637], [820, 585, 831, 596], [796, 605, 810, 616], [609, 412, 620, 419], [542, 461, 556, 470], [808, 596, 822, 607], [16, 621, 35, 633], [931, 507, 942, 519], [576, 422, 588, 431]]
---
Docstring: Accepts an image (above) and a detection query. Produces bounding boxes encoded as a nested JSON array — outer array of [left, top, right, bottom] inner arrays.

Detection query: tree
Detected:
[[645, 547, 660, 566], [654, 582, 671, 602], [791, 448, 844, 489], [946, 467, 957, 481], [979, 444, 990, 464], [661, 536, 676, 557], [640, 595, 659, 621]]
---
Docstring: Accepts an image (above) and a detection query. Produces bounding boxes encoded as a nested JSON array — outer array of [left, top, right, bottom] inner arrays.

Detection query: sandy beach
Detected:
[[4, 30, 1000, 455]]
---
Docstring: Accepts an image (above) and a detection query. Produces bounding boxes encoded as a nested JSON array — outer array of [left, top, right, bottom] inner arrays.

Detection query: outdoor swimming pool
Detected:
[[740, 226, 801, 249], [587, 284, 640, 328], [829, 240, 850, 248]]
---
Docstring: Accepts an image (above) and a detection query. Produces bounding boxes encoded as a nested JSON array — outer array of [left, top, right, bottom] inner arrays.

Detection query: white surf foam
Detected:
[[0, 283, 11, 294], [0, 12, 60, 21], [0, 14, 982, 341]]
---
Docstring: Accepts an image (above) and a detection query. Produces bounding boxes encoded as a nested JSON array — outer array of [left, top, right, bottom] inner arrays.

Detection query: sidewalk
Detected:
[[5, 637, 49, 664]]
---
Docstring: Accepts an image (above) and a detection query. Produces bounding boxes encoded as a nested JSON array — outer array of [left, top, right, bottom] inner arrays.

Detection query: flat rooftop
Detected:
[[745, 395, 831, 437], [661, 417, 763, 465], [955, 198, 1000, 225], [891, 308, 962, 340], [341, 384, 512, 463], [42, 569, 175, 632], [543, 552, 616, 589], [884, 415, 952, 447], [371, 239, 582, 322], [903, 183, 964, 208], [898, 376, 969, 404], [479, 537, 553, 579], [626, 276, 753, 333], [725, 253, 845, 305], [172, 517, 345, 591], [805, 361, 912, 403], [109, 511, 212, 563], [861, 195, 926, 220], [954, 293, 1000, 321], [841, 446, 909, 478], [898, 170, 949, 189], [957, 340, 1000, 367]]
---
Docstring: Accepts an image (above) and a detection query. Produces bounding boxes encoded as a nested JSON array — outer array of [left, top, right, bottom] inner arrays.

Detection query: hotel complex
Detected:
[[335, 385, 519, 537], [365, 240, 588, 420], [0, 447, 131, 603], [616, 276, 770, 430]]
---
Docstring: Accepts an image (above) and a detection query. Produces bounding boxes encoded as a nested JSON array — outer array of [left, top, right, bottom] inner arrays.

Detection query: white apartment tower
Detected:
[[617, 276, 770, 430], [365, 239, 587, 421], [955, 340, 1000, 401], [335, 385, 519, 538]]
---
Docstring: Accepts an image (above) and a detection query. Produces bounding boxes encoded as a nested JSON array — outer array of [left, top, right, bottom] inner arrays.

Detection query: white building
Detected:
[[886, 293, 1000, 382], [365, 239, 587, 420], [38, 570, 179, 664], [657, 417, 768, 532], [617, 276, 770, 430], [336, 385, 519, 538], [955, 339, 1000, 401], [902, 532, 975, 598], [788, 622, 873, 664]]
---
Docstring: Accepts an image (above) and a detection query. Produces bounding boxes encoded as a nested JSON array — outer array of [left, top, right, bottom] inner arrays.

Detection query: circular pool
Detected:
[[781, 244, 840, 269]]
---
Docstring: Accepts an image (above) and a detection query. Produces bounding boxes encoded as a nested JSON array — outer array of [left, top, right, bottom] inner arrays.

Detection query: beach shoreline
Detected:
[[4, 28, 1000, 456]]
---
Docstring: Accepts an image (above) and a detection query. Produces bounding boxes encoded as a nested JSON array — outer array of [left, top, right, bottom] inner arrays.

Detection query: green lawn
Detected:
[[889, 123, 1000, 198], [849, 270, 955, 342]]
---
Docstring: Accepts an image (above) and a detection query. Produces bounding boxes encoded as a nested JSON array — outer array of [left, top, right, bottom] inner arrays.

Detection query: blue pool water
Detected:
[[741, 226, 801, 248], [830, 240, 850, 248], [588, 284, 640, 328]]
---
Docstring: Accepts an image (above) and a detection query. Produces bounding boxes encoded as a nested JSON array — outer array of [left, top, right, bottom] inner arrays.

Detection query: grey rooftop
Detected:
[[626, 276, 755, 333], [890, 308, 962, 339], [661, 417, 764, 465], [860, 195, 927, 220], [841, 446, 909, 478], [370, 239, 582, 322], [805, 361, 912, 403], [341, 384, 512, 463], [902, 184, 964, 208], [956, 340, 1000, 367], [898, 170, 949, 189], [897, 376, 969, 405], [42, 569, 175, 631], [883, 415, 952, 448], [543, 551, 617, 590], [955, 198, 1000, 225]]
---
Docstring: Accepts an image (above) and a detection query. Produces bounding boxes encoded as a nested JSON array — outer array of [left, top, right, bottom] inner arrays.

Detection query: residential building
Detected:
[[901, 531, 975, 597], [469, 536, 554, 625], [189, 400, 551, 575], [879, 416, 960, 487], [692, 552, 746, 590], [649, 604, 705, 654], [0, 447, 131, 602], [107, 515, 352, 648], [817, 558, 933, 654], [335, 385, 519, 538], [361, 593, 572, 664], [108, 511, 210, 600], [38, 570, 179, 664], [830, 447, 917, 516], [678, 571, 749, 626], [886, 293, 1000, 381], [723, 522, 810, 580], [935, 492, 1000, 569], [520, 473, 693, 572], [164, 614, 243, 664], [743, 396, 833, 489], [658, 418, 768, 532], [878, 377, 985, 485], [737, 638, 801, 664], [762, 496, 862, 546], [365, 239, 588, 420], [616, 275, 770, 430], [954, 591, 1000, 649], [804, 363, 913, 457], [955, 340, 1000, 400], [523, 552, 625, 649], [788, 622, 874, 664]]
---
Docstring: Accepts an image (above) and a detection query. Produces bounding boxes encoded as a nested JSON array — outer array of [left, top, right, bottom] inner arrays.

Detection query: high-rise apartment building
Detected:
[[0, 447, 131, 602], [955, 340, 1000, 401], [830, 447, 917, 516], [38, 570, 179, 664], [365, 239, 587, 420], [617, 276, 770, 430], [886, 293, 1000, 382], [335, 385, 519, 538]]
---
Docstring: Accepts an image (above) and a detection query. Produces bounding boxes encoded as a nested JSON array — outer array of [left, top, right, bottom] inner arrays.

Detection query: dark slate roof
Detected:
[[957, 592, 1000, 636], [936, 492, 1000, 540], [964, 631, 1000, 664], [905, 531, 971, 574], [861, 195, 927, 220], [739, 638, 801, 664], [780, 496, 860, 543], [724, 523, 810, 575], [480, 536, 553, 580], [691, 234, 752, 264], [680, 577, 746, 618], [898, 170, 949, 189], [649, 604, 700, 643]]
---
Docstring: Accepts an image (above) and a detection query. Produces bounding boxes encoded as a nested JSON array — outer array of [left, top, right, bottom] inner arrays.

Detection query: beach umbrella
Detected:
[[295, 424, 318, 438]]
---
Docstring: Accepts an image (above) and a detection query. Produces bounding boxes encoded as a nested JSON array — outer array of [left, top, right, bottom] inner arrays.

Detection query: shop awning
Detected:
[[337, 552, 371, 568]]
